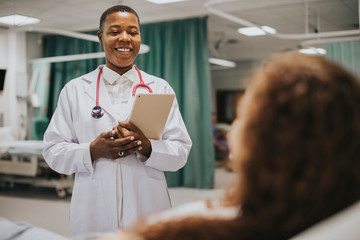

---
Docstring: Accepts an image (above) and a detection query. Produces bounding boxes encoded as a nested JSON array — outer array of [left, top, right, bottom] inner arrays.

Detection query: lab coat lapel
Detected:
[[83, 66, 117, 121]]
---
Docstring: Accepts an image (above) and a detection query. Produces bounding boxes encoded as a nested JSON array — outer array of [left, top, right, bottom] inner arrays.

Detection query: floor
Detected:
[[0, 166, 235, 237]]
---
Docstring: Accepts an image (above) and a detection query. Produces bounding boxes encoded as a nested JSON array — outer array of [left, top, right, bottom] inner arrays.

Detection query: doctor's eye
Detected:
[[109, 31, 119, 36], [129, 31, 139, 36]]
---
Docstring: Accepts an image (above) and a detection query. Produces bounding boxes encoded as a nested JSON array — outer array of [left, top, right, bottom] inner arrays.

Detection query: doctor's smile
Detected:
[[116, 47, 132, 53]]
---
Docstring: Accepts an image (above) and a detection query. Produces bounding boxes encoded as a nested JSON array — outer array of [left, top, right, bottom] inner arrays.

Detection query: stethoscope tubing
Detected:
[[91, 65, 152, 119]]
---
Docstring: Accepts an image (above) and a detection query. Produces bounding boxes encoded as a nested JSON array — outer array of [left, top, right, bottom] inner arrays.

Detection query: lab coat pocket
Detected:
[[138, 177, 171, 216], [69, 178, 110, 235]]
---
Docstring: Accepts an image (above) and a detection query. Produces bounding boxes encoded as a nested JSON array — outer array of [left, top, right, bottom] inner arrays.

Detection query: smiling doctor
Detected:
[[43, 5, 192, 237]]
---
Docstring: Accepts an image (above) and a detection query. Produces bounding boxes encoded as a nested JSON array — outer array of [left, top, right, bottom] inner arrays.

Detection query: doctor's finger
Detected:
[[111, 126, 123, 139], [116, 143, 143, 158], [116, 126, 130, 138], [117, 139, 142, 151], [109, 143, 140, 159], [118, 121, 145, 139], [119, 147, 142, 158], [118, 121, 138, 132], [110, 136, 135, 147], [107, 139, 137, 159], [99, 130, 116, 139]]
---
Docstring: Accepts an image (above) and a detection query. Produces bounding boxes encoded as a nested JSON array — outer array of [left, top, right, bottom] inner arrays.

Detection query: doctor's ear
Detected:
[[97, 31, 104, 46]]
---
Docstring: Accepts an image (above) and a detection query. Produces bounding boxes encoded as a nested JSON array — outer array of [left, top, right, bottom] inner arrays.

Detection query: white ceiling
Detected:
[[0, 0, 359, 63]]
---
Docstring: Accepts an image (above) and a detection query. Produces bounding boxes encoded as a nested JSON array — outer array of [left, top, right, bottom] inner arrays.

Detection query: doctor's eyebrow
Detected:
[[108, 24, 139, 29]]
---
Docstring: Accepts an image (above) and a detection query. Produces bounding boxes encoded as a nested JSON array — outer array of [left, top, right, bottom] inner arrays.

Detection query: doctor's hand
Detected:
[[89, 130, 140, 161], [114, 121, 152, 159]]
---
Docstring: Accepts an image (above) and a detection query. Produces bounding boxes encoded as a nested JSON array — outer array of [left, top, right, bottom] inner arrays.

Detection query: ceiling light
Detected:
[[299, 47, 326, 55], [139, 44, 150, 54], [0, 14, 40, 26], [238, 27, 265, 36], [261, 26, 276, 34], [146, 0, 187, 4], [209, 58, 236, 68], [237, 25, 277, 36]]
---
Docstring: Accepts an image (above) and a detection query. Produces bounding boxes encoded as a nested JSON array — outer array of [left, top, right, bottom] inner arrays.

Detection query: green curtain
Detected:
[[43, 31, 105, 118], [30, 62, 51, 140], [136, 17, 214, 188], [326, 40, 360, 79], [42, 17, 214, 188]]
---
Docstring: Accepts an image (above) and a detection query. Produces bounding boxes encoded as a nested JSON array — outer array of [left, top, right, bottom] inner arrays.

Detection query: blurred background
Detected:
[[0, 0, 359, 237]]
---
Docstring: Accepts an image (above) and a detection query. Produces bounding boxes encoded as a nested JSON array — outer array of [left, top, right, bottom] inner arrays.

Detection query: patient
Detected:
[[100, 52, 360, 239]]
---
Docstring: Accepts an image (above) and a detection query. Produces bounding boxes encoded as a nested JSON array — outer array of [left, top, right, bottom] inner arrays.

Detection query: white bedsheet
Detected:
[[0, 141, 44, 157], [0, 217, 67, 240]]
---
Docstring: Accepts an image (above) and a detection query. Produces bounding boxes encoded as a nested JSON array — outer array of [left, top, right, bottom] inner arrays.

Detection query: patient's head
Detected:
[[227, 52, 360, 237]]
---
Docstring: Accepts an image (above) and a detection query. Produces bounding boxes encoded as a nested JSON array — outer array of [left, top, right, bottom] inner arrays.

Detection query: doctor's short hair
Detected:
[[99, 5, 140, 32]]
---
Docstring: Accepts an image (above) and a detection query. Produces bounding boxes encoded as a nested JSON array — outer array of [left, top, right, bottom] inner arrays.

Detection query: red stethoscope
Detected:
[[91, 65, 153, 119]]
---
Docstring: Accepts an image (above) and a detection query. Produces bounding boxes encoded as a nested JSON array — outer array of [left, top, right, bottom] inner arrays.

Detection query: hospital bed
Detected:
[[0, 140, 73, 198]]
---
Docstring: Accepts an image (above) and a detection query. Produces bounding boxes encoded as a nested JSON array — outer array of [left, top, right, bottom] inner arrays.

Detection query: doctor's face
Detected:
[[98, 11, 141, 75]]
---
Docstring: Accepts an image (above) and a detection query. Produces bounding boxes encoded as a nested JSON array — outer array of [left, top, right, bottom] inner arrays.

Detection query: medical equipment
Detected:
[[91, 66, 105, 118], [0, 139, 73, 198], [91, 65, 153, 119]]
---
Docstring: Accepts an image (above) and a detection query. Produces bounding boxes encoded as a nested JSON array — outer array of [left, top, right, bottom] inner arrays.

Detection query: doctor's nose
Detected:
[[118, 31, 130, 42]]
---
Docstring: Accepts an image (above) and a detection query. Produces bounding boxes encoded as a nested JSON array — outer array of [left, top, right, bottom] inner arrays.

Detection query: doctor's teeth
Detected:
[[117, 48, 130, 52]]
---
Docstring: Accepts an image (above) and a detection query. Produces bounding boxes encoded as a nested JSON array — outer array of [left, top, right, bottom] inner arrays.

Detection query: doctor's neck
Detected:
[[107, 64, 133, 75]]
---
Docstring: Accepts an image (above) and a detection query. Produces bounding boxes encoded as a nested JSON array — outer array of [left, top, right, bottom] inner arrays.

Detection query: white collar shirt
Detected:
[[102, 65, 137, 121]]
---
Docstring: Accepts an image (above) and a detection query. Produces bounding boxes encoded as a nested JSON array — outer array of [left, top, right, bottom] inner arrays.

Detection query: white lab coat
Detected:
[[43, 66, 192, 236]]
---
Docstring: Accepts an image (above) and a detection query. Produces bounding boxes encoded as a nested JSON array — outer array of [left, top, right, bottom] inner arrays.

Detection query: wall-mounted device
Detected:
[[0, 69, 6, 91]]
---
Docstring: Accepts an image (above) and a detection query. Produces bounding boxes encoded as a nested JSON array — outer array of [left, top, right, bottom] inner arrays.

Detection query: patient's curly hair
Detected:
[[228, 52, 360, 238], [130, 52, 360, 240]]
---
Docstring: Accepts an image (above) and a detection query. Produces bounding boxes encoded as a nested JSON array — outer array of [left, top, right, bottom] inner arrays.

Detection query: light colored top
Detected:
[[103, 66, 135, 121]]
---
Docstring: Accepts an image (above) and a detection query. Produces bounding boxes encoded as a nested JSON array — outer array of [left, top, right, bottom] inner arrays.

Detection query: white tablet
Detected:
[[129, 93, 175, 140]]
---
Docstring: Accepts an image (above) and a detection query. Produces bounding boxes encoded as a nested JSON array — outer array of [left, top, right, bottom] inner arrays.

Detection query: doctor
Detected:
[[43, 5, 192, 237]]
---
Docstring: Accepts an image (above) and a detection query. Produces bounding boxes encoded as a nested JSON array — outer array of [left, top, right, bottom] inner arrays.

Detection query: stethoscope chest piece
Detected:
[[91, 106, 104, 119]]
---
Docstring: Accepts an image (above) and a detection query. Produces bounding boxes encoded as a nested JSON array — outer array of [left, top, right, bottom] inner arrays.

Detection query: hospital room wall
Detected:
[[0, 31, 35, 140], [210, 59, 261, 120]]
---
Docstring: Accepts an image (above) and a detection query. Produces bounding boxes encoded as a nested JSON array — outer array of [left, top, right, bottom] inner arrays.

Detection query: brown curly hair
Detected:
[[128, 52, 360, 240]]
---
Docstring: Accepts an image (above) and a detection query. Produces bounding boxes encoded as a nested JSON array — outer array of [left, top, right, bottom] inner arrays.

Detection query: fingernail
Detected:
[[112, 130, 115, 135], [138, 146, 143, 150], [130, 136, 135, 140], [137, 141, 142, 145]]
